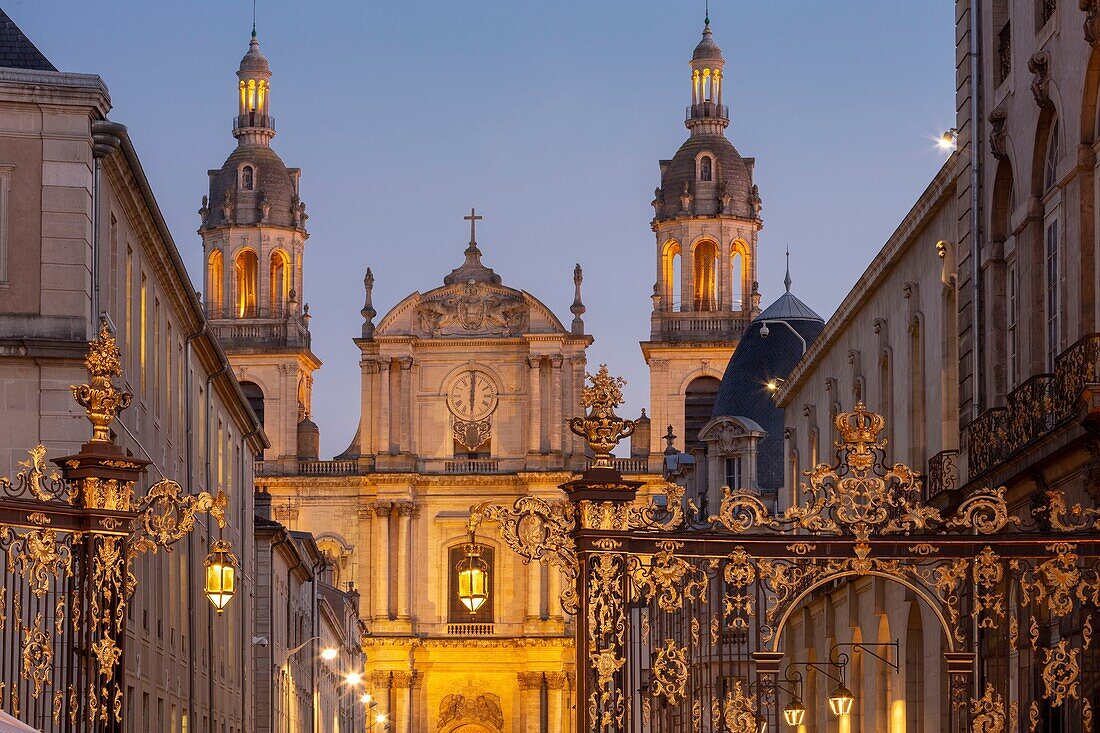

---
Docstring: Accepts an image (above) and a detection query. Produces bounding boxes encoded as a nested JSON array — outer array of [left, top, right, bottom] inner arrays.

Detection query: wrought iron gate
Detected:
[[0, 324, 226, 731], [473, 367, 1100, 732]]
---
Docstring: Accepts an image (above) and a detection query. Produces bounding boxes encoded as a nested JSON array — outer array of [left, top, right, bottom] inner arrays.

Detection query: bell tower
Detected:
[[199, 29, 321, 470], [641, 16, 763, 466]]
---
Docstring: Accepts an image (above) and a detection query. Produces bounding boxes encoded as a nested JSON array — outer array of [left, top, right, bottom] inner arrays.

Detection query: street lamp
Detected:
[[827, 683, 855, 717], [938, 128, 958, 151], [457, 522, 489, 614], [320, 647, 339, 661], [204, 539, 237, 614], [345, 672, 363, 686], [782, 698, 807, 727]]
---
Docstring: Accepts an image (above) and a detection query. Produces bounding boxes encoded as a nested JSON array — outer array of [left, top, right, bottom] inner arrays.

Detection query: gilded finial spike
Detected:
[[71, 322, 132, 443], [568, 365, 636, 468]]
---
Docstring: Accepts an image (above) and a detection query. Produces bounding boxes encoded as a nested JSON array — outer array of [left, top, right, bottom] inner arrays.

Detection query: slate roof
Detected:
[[0, 10, 56, 72], [711, 292, 825, 494], [660, 133, 754, 219]]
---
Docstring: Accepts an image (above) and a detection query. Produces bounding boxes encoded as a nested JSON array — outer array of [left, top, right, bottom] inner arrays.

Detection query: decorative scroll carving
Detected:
[[632, 541, 708, 613], [1029, 52, 1052, 109], [130, 479, 227, 557], [438, 692, 504, 730], [970, 684, 1007, 733], [453, 418, 492, 451], [415, 283, 528, 337], [989, 105, 1008, 161], [588, 551, 626, 728], [1042, 640, 1080, 707], [651, 639, 689, 704], [722, 679, 757, 733]]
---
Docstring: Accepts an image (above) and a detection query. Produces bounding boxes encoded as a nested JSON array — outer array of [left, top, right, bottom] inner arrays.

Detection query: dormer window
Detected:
[[241, 165, 254, 191], [699, 155, 713, 182]]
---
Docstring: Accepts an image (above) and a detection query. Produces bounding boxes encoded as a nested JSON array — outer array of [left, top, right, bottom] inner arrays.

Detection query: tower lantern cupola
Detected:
[[686, 18, 728, 135], [234, 31, 275, 146]]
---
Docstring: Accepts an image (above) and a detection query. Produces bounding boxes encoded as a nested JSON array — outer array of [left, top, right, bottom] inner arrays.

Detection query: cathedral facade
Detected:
[[213, 18, 744, 733]]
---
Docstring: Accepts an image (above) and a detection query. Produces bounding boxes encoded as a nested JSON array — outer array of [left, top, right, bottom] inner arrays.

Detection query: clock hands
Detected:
[[468, 371, 477, 415]]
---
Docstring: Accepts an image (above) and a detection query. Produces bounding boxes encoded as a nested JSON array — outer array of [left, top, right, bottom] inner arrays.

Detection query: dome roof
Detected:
[[205, 145, 300, 229], [238, 35, 270, 75], [692, 24, 723, 62], [711, 290, 824, 494], [660, 134, 754, 219]]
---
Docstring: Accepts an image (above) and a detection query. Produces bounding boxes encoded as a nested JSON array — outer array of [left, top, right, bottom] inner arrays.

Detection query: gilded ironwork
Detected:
[[632, 541, 708, 613], [130, 478, 228, 556], [970, 683, 1007, 733], [2, 522, 73, 598], [71, 322, 133, 443], [722, 680, 757, 733], [650, 639, 689, 704], [1041, 640, 1080, 707], [20, 613, 51, 698], [588, 551, 627, 728], [568, 365, 635, 469]]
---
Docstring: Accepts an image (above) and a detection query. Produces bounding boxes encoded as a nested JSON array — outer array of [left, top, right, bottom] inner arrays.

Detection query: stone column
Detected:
[[398, 357, 413, 454], [547, 563, 562, 620], [372, 502, 391, 620], [525, 560, 542, 622], [379, 359, 392, 454], [370, 672, 394, 728], [527, 356, 542, 455], [719, 243, 731, 311], [546, 673, 566, 732], [395, 501, 415, 621], [549, 355, 563, 456], [392, 671, 415, 733], [360, 358, 378, 457], [517, 672, 544, 733]]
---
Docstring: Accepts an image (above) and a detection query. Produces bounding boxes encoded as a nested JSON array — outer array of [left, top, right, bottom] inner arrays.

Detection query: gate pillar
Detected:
[[751, 652, 785, 730], [943, 651, 976, 732]]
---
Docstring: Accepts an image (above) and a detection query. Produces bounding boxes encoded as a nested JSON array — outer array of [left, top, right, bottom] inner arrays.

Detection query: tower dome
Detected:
[[238, 32, 270, 74], [711, 263, 824, 494], [692, 21, 723, 62]]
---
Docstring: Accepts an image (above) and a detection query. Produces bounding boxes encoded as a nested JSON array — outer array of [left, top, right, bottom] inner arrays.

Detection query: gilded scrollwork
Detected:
[[568, 365, 635, 469], [634, 541, 708, 613], [970, 683, 1007, 733], [722, 679, 757, 733], [1041, 640, 1080, 707], [71, 321, 133, 444], [130, 479, 228, 556], [20, 613, 51, 698], [973, 547, 1005, 629], [651, 639, 689, 704], [588, 551, 626, 728], [2, 523, 73, 598]]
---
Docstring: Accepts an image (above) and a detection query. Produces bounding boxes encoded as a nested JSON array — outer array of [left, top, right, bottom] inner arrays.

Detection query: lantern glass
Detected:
[[783, 699, 807, 727], [457, 552, 489, 612], [828, 684, 854, 717], [204, 540, 237, 613]]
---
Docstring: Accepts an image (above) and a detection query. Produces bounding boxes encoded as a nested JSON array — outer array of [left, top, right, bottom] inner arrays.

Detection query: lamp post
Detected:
[[785, 640, 898, 727], [758, 319, 807, 354]]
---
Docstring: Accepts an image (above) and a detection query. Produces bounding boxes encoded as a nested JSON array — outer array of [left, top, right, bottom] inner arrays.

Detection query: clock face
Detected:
[[447, 370, 498, 422]]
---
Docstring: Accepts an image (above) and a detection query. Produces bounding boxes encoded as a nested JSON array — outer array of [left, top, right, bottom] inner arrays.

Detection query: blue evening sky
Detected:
[[9, 2, 955, 457]]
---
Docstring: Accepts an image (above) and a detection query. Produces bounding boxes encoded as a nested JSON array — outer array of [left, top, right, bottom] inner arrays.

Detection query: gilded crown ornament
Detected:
[[569, 365, 635, 469], [71, 322, 133, 443]]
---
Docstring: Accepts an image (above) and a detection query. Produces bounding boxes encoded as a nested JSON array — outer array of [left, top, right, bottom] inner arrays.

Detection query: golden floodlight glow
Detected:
[[938, 128, 958, 150], [320, 647, 338, 661], [204, 540, 236, 614]]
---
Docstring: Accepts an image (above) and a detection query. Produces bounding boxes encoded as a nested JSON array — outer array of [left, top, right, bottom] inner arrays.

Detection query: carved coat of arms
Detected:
[[416, 283, 528, 337]]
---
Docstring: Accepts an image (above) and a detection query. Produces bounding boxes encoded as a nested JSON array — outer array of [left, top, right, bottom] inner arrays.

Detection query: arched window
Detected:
[[1044, 120, 1060, 192], [684, 376, 720, 449], [699, 155, 713, 182], [448, 544, 494, 623], [239, 381, 264, 457], [241, 166, 254, 191], [270, 250, 290, 315], [731, 250, 744, 310], [207, 250, 224, 314], [693, 240, 718, 311], [662, 241, 682, 311], [234, 250, 258, 318]]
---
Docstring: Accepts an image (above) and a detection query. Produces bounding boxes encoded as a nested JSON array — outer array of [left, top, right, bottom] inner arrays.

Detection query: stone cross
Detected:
[[464, 208, 483, 245]]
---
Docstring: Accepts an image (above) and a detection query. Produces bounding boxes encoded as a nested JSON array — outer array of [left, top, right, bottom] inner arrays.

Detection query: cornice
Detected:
[[362, 636, 574, 649]]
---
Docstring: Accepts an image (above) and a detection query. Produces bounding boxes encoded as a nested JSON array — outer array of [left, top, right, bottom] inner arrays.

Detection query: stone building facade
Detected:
[[768, 1, 1100, 729], [0, 15, 265, 732]]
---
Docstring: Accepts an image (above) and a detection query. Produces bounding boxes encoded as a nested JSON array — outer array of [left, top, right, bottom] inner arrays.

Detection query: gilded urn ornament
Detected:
[[569, 365, 635, 468], [71, 322, 133, 443]]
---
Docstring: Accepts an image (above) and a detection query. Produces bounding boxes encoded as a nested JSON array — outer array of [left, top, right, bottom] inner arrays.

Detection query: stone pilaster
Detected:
[[524, 560, 542, 626], [546, 672, 567, 732], [398, 357, 413, 454], [517, 672, 544, 733], [550, 355, 563, 456], [379, 359, 392, 454], [527, 355, 542, 455], [392, 671, 416, 733], [395, 501, 416, 622], [372, 502, 391, 620]]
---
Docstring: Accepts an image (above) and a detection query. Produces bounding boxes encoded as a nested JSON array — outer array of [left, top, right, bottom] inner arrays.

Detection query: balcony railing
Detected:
[[254, 459, 358, 476], [585, 457, 650, 473], [446, 623, 494, 636], [444, 459, 500, 474], [1041, 0, 1056, 27], [925, 449, 959, 500], [685, 102, 729, 121], [233, 113, 275, 131], [965, 334, 1100, 478]]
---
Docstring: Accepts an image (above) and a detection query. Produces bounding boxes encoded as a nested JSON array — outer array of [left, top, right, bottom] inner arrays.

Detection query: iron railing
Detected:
[[233, 113, 275, 131], [965, 333, 1100, 478], [685, 102, 729, 121], [998, 21, 1012, 84], [925, 449, 959, 500]]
